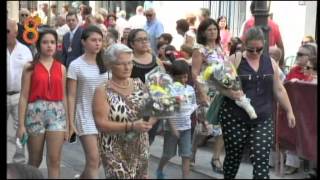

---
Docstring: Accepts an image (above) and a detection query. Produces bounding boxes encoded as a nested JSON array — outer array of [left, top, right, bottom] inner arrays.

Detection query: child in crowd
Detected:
[[180, 44, 193, 65], [156, 60, 197, 179], [269, 46, 285, 82]]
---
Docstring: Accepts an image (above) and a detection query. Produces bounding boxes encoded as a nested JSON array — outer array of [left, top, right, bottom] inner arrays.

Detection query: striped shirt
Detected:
[[165, 83, 197, 131], [67, 56, 108, 136]]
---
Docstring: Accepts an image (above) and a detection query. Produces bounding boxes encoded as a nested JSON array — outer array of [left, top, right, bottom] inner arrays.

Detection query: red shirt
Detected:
[[241, 17, 282, 46], [28, 60, 64, 102], [285, 66, 309, 81]]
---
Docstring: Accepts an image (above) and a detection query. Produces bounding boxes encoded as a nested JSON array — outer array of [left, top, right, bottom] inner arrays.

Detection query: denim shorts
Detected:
[[25, 100, 66, 135], [163, 129, 192, 159]]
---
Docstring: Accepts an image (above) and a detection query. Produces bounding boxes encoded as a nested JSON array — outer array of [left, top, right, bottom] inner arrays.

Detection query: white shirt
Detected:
[[56, 24, 70, 43], [116, 17, 130, 38], [128, 14, 147, 29], [7, 41, 33, 92], [165, 83, 197, 130], [171, 33, 185, 51], [67, 56, 108, 136], [69, 25, 79, 43]]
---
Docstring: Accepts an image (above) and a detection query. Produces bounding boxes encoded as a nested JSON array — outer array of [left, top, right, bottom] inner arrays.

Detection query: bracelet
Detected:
[[125, 122, 128, 133]]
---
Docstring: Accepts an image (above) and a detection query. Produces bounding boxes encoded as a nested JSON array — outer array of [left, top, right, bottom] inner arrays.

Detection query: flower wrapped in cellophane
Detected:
[[144, 66, 178, 118], [143, 67, 197, 118], [197, 60, 257, 119]]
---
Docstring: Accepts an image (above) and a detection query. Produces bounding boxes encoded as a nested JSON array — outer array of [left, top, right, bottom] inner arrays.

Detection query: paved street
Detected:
[[7, 115, 307, 179], [7, 116, 211, 179]]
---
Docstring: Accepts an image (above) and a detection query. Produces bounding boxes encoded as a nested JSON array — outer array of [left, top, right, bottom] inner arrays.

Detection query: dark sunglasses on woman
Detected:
[[246, 47, 263, 53], [296, 52, 309, 57]]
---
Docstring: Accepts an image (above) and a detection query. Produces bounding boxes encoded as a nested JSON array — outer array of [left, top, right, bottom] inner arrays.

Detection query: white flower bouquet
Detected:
[[197, 60, 257, 119]]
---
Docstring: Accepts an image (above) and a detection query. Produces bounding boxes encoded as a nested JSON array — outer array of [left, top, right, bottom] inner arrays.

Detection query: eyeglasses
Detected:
[[7, 29, 10, 34], [20, 14, 29, 17], [246, 47, 263, 53], [297, 52, 309, 57], [134, 37, 150, 43], [304, 66, 316, 71]]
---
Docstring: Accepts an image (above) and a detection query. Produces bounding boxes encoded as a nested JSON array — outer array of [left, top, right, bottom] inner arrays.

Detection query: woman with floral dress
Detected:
[[191, 18, 225, 173]]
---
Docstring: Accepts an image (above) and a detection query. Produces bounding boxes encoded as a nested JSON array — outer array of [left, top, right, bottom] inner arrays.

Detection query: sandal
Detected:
[[211, 158, 223, 174]]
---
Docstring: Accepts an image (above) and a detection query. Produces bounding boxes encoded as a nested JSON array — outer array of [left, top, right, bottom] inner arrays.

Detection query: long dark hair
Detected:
[[81, 25, 107, 74], [229, 37, 244, 55], [196, 18, 220, 46], [27, 27, 58, 71], [217, 16, 228, 30]]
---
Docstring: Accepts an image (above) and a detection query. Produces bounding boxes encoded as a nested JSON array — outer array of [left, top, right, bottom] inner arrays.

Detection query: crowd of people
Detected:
[[7, 2, 317, 179]]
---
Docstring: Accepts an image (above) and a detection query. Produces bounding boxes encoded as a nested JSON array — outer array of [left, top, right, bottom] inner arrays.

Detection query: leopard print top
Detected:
[[98, 78, 150, 179]]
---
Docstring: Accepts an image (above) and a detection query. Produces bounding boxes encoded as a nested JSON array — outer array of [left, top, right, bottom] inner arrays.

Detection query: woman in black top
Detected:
[[128, 29, 163, 145], [128, 29, 162, 83], [216, 27, 295, 179]]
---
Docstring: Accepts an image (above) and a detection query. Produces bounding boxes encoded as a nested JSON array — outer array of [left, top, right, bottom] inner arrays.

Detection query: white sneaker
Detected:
[[74, 174, 80, 179]]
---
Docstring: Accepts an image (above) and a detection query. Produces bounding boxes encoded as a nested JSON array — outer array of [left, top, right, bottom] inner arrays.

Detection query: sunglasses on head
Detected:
[[297, 52, 309, 57], [246, 47, 263, 53]]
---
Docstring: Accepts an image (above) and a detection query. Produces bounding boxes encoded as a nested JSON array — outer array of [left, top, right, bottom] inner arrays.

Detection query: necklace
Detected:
[[110, 79, 131, 89]]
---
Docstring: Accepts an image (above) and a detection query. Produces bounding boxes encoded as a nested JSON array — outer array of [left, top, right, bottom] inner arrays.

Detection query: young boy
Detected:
[[156, 60, 197, 179]]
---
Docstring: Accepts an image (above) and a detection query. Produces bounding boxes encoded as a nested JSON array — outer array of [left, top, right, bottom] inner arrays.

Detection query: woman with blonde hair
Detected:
[[94, 13, 107, 36]]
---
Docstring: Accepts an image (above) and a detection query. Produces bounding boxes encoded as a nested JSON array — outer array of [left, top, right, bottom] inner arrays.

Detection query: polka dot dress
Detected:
[[219, 100, 273, 179]]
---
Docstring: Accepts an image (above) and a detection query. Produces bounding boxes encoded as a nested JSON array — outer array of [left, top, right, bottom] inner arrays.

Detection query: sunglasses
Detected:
[[145, 14, 153, 17], [297, 52, 309, 57], [20, 14, 28, 17], [246, 47, 263, 53]]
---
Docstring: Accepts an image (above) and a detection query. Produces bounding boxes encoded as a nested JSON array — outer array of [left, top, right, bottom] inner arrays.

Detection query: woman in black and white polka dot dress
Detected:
[[214, 27, 296, 179]]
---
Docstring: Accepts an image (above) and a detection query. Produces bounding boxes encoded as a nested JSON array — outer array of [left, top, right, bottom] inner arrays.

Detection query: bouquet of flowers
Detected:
[[140, 67, 198, 137], [197, 60, 257, 119], [144, 66, 178, 117]]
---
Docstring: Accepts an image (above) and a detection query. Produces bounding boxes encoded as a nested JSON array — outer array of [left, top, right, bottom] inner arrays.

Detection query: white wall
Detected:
[[152, 1, 203, 37], [270, 1, 307, 58], [7, 1, 19, 22], [304, 1, 317, 37], [148, 1, 314, 60]]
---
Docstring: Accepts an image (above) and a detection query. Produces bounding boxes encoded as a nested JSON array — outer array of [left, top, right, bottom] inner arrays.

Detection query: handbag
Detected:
[[206, 93, 225, 125]]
